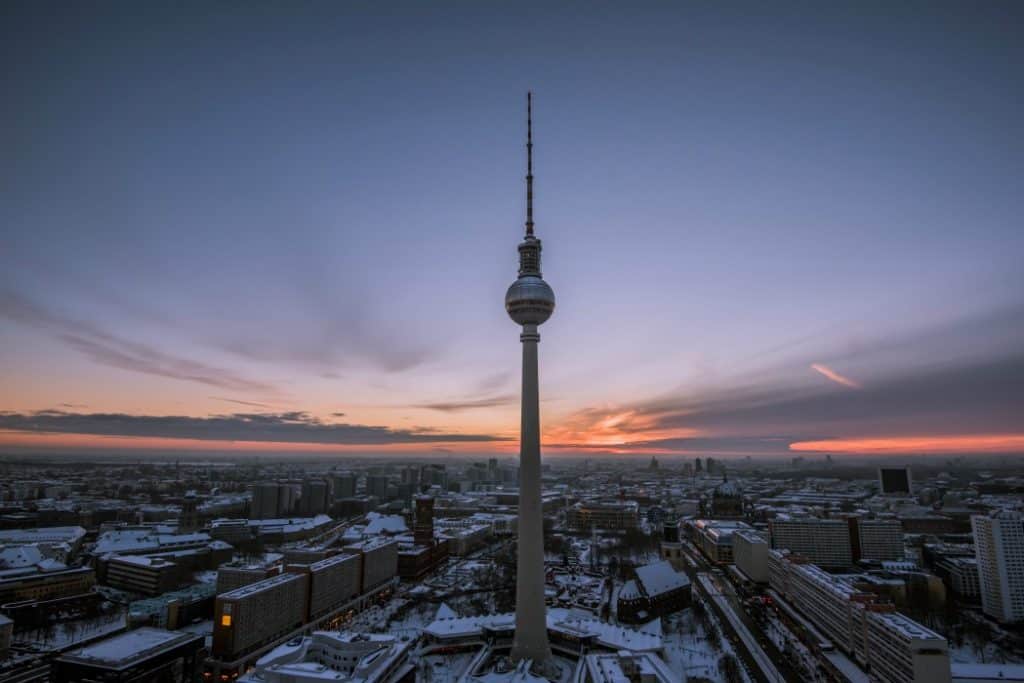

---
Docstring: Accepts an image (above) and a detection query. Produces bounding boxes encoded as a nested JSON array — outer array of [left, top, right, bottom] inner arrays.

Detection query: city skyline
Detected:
[[3, 2, 1023, 458]]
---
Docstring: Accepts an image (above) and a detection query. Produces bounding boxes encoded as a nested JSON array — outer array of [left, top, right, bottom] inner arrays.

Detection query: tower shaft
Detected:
[[511, 323, 553, 666]]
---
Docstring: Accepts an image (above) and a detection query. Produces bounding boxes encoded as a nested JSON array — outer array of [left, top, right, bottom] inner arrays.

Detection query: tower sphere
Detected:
[[505, 274, 555, 326]]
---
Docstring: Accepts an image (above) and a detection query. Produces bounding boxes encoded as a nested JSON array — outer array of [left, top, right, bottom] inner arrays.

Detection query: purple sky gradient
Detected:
[[2, 2, 1022, 455]]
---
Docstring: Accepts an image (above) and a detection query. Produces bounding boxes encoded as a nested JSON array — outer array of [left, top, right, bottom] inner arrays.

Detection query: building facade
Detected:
[[852, 518, 905, 563], [733, 529, 770, 583], [770, 517, 853, 569], [567, 501, 639, 531], [769, 549, 950, 683], [972, 510, 1024, 623], [212, 572, 309, 659]]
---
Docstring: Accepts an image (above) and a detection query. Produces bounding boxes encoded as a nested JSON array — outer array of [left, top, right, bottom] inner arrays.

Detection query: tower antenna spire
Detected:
[[526, 91, 534, 236]]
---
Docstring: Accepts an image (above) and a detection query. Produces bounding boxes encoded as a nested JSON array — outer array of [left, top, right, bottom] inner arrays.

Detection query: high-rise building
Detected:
[[332, 471, 357, 499], [366, 475, 390, 500], [504, 92, 555, 670], [251, 482, 293, 519], [414, 496, 435, 546], [769, 516, 852, 569], [179, 491, 200, 532], [972, 510, 1024, 623], [400, 465, 420, 488], [299, 479, 330, 515], [850, 517, 905, 562], [878, 467, 913, 495], [212, 572, 309, 659]]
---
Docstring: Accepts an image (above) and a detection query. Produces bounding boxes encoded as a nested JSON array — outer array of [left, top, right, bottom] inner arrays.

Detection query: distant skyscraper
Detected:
[[366, 474, 389, 500], [332, 471, 357, 499], [299, 479, 330, 515], [879, 466, 913, 494], [505, 92, 556, 670], [400, 465, 420, 487], [414, 495, 435, 546], [972, 510, 1024, 624], [252, 482, 292, 519], [179, 491, 200, 532]]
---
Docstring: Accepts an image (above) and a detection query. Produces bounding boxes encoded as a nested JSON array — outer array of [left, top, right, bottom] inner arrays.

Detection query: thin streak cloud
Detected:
[[810, 363, 861, 389], [1, 289, 277, 394], [414, 394, 517, 412]]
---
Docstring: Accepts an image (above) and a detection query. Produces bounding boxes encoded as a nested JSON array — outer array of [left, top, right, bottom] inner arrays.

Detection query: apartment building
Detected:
[[298, 552, 362, 620], [213, 572, 309, 659], [936, 557, 980, 599], [343, 538, 398, 593], [972, 510, 1024, 623], [769, 549, 950, 683], [851, 518, 905, 563], [769, 517, 852, 569], [867, 611, 951, 683]]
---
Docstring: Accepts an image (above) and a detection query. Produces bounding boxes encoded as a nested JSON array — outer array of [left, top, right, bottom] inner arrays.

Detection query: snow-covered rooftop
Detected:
[[59, 627, 197, 667], [634, 560, 690, 597]]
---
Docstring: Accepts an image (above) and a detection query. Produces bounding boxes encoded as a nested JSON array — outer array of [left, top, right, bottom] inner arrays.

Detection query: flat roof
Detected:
[[58, 627, 200, 669], [220, 571, 303, 600]]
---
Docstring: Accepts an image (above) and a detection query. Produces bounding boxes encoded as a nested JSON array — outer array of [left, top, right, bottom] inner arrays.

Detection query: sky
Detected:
[[1, 1, 1022, 458]]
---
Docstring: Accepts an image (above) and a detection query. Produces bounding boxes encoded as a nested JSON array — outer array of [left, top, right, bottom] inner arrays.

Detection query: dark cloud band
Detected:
[[0, 410, 510, 445]]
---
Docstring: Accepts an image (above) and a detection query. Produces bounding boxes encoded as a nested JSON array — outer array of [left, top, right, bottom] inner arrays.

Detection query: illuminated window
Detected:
[[221, 615, 232, 627]]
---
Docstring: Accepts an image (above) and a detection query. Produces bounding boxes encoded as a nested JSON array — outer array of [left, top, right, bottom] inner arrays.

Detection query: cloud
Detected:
[[0, 410, 511, 445], [554, 303, 1024, 452], [634, 352, 1024, 442], [790, 434, 1024, 454], [1, 289, 277, 394], [330, 412, 346, 417], [810, 363, 861, 389], [210, 396, 274, 409], [549, 435, 798, 456], [413, 394, 517, 412]]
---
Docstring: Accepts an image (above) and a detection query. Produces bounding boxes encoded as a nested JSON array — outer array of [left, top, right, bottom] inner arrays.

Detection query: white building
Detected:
[[733, 529, 770, 583], [972, 510, 1024, 623]]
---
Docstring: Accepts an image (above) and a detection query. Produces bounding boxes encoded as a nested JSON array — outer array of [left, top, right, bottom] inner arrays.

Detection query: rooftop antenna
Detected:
[[526, 91, 534, 236]]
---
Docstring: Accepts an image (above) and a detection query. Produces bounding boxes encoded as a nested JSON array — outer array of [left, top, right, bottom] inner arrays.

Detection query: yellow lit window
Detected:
[[221, 615, 232, 627]]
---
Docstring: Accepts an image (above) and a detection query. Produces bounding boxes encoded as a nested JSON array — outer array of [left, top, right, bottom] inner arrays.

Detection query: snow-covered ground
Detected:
[[415, 652, 476, 683], [662, 609, 752, 682], [950, 639, 1024, 666], [14, 611, 126, 652]]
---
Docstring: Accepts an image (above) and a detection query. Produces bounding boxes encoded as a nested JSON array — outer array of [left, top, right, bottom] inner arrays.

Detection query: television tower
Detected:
[[505, 91, 555, 669]]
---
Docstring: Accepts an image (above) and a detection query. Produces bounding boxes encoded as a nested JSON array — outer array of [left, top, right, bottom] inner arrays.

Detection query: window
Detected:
[[221, 615, 232, 627]]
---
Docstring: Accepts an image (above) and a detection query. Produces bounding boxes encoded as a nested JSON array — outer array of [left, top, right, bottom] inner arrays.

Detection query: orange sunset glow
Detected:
[[790, 434, 1024, 455]]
